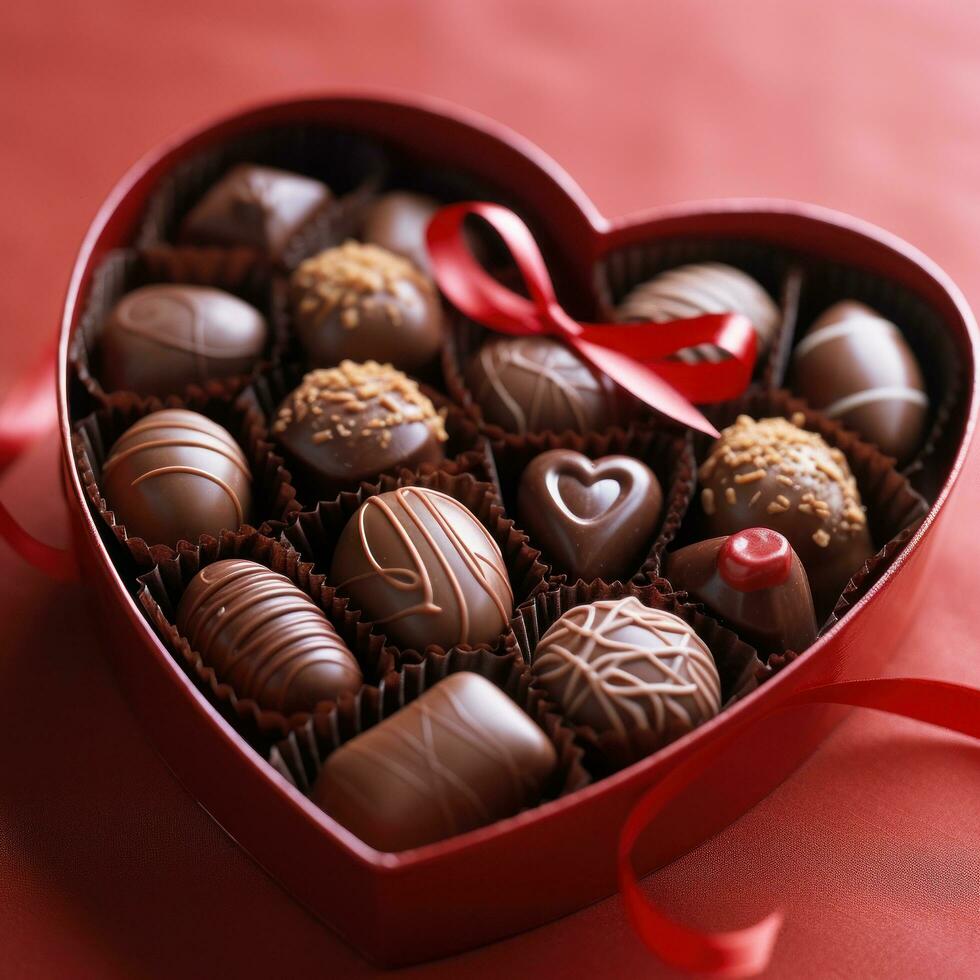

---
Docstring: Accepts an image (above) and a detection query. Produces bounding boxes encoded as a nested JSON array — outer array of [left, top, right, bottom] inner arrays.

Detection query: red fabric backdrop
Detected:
[[1, 2, 978, 976]]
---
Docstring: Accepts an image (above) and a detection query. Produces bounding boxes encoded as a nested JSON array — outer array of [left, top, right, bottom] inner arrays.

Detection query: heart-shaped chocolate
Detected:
[[517, 449, 663, 582]]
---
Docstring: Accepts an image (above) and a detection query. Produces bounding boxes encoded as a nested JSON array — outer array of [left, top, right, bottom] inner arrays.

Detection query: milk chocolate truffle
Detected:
[[102, 409, 252, 546], [792, 300, 928, 463], [531, 597, 721, 747], [179, 164, 331, 259], [331, 487, 513, 650], [312, 672, 557, 851], [100, 284, 268, 396], [517, 450, 662, 583], [615, 262, 780, 364], [666, 528, 817, 655], [272, 361, 447, 497], [464, 336, 619, 435], [290, 242, 443, 372], [698, 415, 873, 617], [176, 559, 363, 714], [361, 191, 440, 274]]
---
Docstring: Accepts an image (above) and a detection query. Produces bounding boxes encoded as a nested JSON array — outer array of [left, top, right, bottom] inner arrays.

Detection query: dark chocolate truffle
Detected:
[[102, 409, 252, 546], [100, 284, 268, 396], [176, 559, 363, 714], [666, 528, 817, 655], [272, 361, 448, 497], [312, 671, 557, 851], [330, 487, 513, 650], [615, 262, 780, 363], [290, 242, 443, 372], [517, 449, 662, 583], [698, 414, 873, 617], [179, 164, 331, 260], [531, 597, 721, 745], [792, 300, 928, 463], [361, 191, 440, 275], [464, 335, 619, 435]]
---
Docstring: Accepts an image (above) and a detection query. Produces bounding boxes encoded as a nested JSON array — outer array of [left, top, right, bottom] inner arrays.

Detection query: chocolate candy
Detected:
[[614, 262, 780, 363], [666, 528, 817, 655], [464, 336, 619, 435], [179, 164, 331, 260], [517, 450, 662, 583], [312, 672, 557, 851], [361, 191, 440, 275], [272, 361, 447, 497], [102, 409, 252, 546], [698, 414, 873, 617], [100, 284, 268, 396], [330, 487, 513, 650], [176, 559, 363, 714], [531, 597, 721, 747], [792, 300, 928, 463], [290, 242, 443, 372]]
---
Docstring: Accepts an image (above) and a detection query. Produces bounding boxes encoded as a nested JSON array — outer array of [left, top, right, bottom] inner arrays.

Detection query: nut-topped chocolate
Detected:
[[100, 284, 268, 396], [102, 409, 252, 546], [312, 672, 557, 851], [272, 361, 447, 497], [464, 335, 619, 435], [179, 163, 331, 260], [531, 597, 721, 753], [698, 414, 873, 617], [176, 559, 363, 715], [290, 241, 443, 372], [331, 487, 513, 651], [615, 262, 780, 364]]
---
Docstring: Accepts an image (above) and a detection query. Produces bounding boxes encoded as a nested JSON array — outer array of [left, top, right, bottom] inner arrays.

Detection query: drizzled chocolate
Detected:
[[331, 486, 513, 650], [176, 559, 363, 715]]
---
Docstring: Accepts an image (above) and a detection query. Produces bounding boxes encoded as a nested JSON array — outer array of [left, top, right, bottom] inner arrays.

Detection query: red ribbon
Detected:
[[425, 202, 758, 438], [0, 342, 78, 582], [619, 677, 980, 976]]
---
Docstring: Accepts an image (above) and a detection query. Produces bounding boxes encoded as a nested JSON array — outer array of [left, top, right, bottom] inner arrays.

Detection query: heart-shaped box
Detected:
[[53, 94, 977, 967]]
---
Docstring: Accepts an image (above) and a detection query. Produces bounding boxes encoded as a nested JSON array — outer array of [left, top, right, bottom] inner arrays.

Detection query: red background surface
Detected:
[[1, 2, 978, 977]]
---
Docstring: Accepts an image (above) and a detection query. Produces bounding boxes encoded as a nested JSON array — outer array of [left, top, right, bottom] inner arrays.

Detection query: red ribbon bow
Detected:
[[425, 201, 758, 437]]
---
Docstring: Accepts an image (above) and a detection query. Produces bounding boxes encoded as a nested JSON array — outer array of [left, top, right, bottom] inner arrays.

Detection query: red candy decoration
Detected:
[[717, 527, 793, 592]]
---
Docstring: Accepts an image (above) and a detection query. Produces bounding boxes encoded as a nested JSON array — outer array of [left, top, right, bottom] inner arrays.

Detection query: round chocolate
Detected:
[[517, 449, 662, 583], [698, 414, 874, 617], [271, 361, 447, 498], [792, 300, 928, 463], [361, 191, 440, 275], [531, 597, 721, 745], [290, 242, 443, 372], [176, 559, 363, 714], [464, 335, 619, 435], [100, 284, 268, 396], [102, 409, 252, 546], [614, 262, 780, 364], [330, 487, 513, 650]]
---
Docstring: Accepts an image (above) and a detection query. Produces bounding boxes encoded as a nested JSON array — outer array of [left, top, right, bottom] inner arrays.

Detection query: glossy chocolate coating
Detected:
[[179, 164, 330, 259], [290, 242, 443, 372], [698, 415, 873, 618], [330, 487, 513, 650], [312, 672, 557, 851], [666, 528, 817, 655], [272, 361, 447, 498], [102, 409, 252, 546], [100, 284, 268, 396], [517, 450, 663, 583], [792, 300, 928, 463], [176, 559, 363, 714], [531, 597, 721, 745], [614, 262, 780, 364], [361, 191, 440, 275], [464, 335, 619, 435]]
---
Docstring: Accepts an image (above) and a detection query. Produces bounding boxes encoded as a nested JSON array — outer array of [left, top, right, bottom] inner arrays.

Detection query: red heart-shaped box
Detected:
[[54, 94, 977, 967]]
